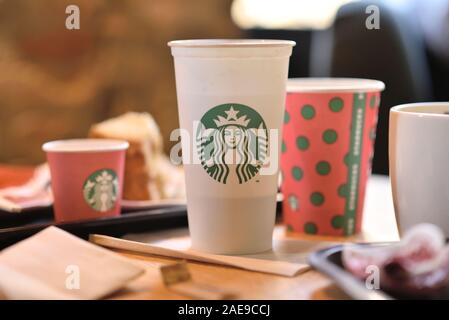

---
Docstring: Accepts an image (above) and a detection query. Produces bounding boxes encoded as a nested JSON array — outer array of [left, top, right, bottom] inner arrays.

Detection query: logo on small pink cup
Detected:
[[82, 169, 118, 212]]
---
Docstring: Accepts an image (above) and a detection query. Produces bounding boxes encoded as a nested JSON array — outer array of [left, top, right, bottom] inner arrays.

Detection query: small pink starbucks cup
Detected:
[[43, 139, 129, 223]]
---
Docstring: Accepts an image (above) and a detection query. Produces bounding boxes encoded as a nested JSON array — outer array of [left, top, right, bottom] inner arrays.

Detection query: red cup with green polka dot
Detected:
[[281, 78, 385, 236]]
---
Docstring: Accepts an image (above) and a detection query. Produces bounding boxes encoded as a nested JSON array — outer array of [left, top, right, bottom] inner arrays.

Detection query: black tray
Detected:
[[0, 201, 282, 249], [309, 244, 393, 300], [0, 206, 189, 250]]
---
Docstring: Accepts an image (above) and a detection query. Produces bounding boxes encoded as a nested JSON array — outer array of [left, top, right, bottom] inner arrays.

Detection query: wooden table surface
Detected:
[[0, 165, 399, 300]]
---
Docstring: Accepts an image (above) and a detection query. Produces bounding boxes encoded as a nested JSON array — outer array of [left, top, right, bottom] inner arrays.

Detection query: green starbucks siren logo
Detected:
[[196, 103, 268, 184], [83, 169, 119, 212]]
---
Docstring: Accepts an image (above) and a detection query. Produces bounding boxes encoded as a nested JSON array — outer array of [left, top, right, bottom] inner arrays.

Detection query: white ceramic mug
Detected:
[[389, 102, 449, 235], [168, 39, 295, 254]]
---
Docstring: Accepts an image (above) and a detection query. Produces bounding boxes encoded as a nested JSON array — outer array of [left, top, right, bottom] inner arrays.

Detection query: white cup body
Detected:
[[389, 103, 449, 236], [169, 39, 294, 254]]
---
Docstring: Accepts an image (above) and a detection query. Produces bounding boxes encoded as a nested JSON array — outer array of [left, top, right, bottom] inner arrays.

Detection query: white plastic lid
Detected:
[[287, 78, 385, 93], [168, 39, 295, 58], [168, 39, 296, 48]]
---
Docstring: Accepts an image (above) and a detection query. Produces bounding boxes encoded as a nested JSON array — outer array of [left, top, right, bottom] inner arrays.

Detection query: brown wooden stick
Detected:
[[89, 234, 309, 277]]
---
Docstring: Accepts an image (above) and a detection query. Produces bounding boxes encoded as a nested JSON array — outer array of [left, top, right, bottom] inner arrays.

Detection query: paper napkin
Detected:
[[0, 226, 145, 299]]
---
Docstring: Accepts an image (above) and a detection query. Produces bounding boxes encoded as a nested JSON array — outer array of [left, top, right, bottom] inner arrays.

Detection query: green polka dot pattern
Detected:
[[310, 192, 324, 206], [331, 215, 344, 229], [301, 105, 315, 120], [322, 129, 338, 144], [316, 161, 331, 175], [296, 136, 309, 151], [338, 184, 348, 198], [284, 111, 290, 124], [304, 222, 318, 234], [329, 97, 344, 112], [292, 167, 303, 181]]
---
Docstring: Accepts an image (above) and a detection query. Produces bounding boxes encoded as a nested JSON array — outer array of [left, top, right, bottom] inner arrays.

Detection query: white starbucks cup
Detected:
[[389, 102, 449, 236], [168, 39, 295, 254]]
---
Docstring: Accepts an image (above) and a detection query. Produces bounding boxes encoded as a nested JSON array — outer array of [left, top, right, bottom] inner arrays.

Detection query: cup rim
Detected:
[[42, 139, 129, 153], [390, 102, 449, 118], [287, 78, 385, 93], [168, 39, 296, 48]]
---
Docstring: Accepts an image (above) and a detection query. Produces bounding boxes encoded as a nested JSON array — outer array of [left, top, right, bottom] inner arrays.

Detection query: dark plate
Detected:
[[0, 200, 283, 249], [309, 244, 393, 300]]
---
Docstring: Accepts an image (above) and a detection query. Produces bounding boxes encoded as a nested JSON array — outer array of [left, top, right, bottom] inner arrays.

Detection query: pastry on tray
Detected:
[[89, 112, 185, 201]]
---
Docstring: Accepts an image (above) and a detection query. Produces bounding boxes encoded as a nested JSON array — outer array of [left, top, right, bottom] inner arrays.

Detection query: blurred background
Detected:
[[0, 0, 448, 175]]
